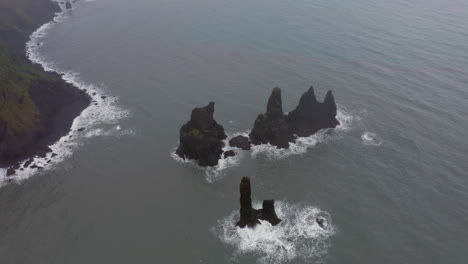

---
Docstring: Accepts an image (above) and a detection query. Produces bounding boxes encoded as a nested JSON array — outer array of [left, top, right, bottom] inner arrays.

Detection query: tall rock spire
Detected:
[[236, 177, 281, 228]]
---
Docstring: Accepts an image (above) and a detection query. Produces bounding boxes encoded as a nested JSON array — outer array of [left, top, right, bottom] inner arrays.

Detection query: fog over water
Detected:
[[1, 0, 467, 263]]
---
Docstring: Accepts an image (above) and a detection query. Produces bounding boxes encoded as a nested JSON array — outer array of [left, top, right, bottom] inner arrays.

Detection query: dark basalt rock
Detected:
[[224, 150, 236, 159], [316, 217, 326, 228], [229, 135, 251, 150], [65, 1, 72, 9], [6, 167, 15, 176], [176, 102, 227, 167], [249, 88, 293, 149], [236, 177, 281, 228], [249, 86, 339, 148], [286, 86, 339, 137]]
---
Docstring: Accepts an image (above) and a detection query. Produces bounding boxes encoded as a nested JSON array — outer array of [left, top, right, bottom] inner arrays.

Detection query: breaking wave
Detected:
[[1, 0, 131, 186], [361, 132, 382, 146], [212, 201, 335, 264]]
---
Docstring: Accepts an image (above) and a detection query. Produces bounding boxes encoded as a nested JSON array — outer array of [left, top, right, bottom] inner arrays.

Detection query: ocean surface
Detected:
[[1, 0, 468, 263]]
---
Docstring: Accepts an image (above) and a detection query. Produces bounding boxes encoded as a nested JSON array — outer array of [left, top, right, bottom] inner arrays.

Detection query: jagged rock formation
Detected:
[[236, 177, 281, 228], [287, 86, 339, 137], [249, 86, 339, 148], [229, 135, 251, 150], [249, 88, 294, 148], [176, 102, 227, 167], [224, 150, 235, 159]]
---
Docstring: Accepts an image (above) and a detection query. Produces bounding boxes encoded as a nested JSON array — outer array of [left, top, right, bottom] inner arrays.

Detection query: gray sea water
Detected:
[[1, 0, 468, 263]]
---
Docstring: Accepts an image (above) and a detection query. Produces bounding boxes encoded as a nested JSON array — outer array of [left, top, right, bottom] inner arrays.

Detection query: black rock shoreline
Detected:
[[0, 0, 90, 171]]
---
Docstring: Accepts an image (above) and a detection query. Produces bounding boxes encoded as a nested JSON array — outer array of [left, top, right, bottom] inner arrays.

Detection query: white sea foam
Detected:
[[1, 0, 131, 186], [361, 132, 382, 146], [212, 201, 335, 264]]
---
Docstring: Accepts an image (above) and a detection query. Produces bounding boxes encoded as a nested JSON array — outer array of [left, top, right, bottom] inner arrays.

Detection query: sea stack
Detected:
[[236, 177, 281, 228], [65, 1, 72, 9], [249, 88, 293, 148], [249, 86, 339, 149], [176, 102, 227, 167], [286, 86, 339, 137]]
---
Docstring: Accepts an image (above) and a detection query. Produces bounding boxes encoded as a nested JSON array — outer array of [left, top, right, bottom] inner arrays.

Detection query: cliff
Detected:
[[0, 0, 90, 169]]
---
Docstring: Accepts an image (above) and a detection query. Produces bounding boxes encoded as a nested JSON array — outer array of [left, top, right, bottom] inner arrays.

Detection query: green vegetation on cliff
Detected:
[[0, 0, 89, 167], [0, 0, 59, 134], [0, 40, 50, 134]]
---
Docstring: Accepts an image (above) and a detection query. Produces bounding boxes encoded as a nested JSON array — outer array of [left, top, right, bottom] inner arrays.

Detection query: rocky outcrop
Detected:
[[249, 88, 293, 148], [224, 150, 235, 159], [287, 86, 339, 137], [229, 135, 251, 150], [236, 177, 281, 228], [176, 102, 227, 167], [65, 1, 72, 10], [249, 86, 339, 149]]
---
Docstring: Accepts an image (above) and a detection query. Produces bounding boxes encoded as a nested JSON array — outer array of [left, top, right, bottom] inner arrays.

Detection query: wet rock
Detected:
[[249, 86, 339, 148], [37, 146, 52, 158], [77, 127, 85, 132], [286, 86, 339, 137], [51, 153, 58, 157], [12, 162, 20, 170], [249, 88, 293, 148], [236, 177, 281, 228], [229, 135, 251, 150], [23, 158, 34, 168], [176, 102, 227, 167], [101, 96, 106, 99], [65, 1, 72, 9], [316, 217, 326, 228], [6, 167, 16, 176], [223, 150, 236, 159]]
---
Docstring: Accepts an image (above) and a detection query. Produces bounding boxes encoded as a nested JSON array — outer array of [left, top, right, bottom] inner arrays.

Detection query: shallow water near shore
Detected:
[[1, 0, 468, 263]]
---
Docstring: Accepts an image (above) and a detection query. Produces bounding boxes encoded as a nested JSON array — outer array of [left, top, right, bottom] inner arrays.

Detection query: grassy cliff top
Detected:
[[0, 0, 61, 134]]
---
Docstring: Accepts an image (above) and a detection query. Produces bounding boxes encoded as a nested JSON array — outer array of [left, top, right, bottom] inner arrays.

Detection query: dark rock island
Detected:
[[236, 177, 281, 228], [178, 86, 339, 167], [249, 86, 339, 149], [176, 102, 228, 167]]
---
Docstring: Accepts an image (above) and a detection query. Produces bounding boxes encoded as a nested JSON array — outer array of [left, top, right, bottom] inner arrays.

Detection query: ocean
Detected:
[[0, 0, 467, 263]]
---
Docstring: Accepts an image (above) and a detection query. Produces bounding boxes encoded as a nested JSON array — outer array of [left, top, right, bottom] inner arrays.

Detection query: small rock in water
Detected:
[[77, 127, 85, 132], [316, 217, 326, 228], [224, 150, 236, 159], [6, 167, 16, 176], [229, 135, 251, 150], [23, 158, 34, 168]]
